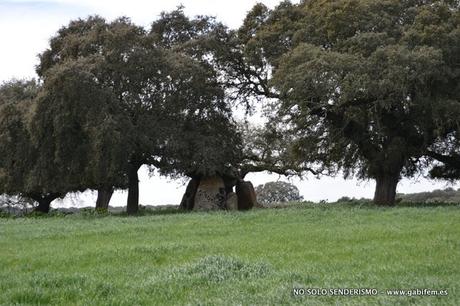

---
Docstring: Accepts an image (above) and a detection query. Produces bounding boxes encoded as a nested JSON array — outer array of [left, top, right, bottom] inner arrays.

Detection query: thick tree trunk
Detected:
[[35, 199, 52, 213], [179, 177, 200, 210], [373, 173, 400, 206], [127, 164, 141, 215], [223, 175, 237, 194], [31, 193, 61, 213], [96, 186, 114, 211]]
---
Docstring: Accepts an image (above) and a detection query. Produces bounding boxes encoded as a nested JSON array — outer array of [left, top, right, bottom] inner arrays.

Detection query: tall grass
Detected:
[[1, 204, 459, 305]]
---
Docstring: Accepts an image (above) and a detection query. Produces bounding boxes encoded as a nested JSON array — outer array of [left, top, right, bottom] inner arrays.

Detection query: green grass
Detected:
[[1, 203, 459, 305]]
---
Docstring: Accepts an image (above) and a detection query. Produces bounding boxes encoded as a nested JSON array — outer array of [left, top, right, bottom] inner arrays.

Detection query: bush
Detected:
[[397, 187, 460, 204], [255, 181, 303, 205], [337, 196, 352, 202]]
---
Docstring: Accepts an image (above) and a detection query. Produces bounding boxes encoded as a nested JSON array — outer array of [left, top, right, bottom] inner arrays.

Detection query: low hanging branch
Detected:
[[239, 154, 322, 179]]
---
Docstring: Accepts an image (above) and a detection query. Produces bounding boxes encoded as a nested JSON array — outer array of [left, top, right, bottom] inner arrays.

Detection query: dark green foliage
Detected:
[[2, 10, 306, 209], [238, 122, 322, 178], [0, 80, 67, 211], [158, 114, 243, 179], [4, 4, 460, 211], [32, 12, 245, 212], [255, 181, 303, 205], [0, 81, 40, 194], [336, 196, 353, 203], [148, 8, 245, 180], [231, 0, 460, 205], [36, 16, 166, 174], [31, 61, 130, 194], [0, 79, 39, 106], [31, 17, 159, 212]]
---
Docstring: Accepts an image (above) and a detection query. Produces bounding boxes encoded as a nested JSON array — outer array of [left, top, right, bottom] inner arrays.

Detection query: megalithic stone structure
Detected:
[[193, 176, 226, 211], [180, 175, 258, 211], [235, 180, 257, 210]]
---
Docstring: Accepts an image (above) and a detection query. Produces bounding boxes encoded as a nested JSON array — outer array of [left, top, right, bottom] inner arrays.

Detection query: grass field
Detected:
[[1, 203, 459, 305]]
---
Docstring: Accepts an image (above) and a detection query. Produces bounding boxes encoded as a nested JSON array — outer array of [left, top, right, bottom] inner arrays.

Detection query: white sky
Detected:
[[1, 0, 458, 207]]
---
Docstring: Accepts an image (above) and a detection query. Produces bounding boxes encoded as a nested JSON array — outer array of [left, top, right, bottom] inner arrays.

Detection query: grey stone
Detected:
[[225, 192, 238, 210], [194, 176, 226, 211]]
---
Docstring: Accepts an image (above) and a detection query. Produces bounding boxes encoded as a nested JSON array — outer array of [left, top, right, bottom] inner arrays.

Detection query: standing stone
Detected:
[[179, 177, 200, 210], [236, 180, 257, 210], [225, 192, 238, 210], [194, 176, 226, 211]]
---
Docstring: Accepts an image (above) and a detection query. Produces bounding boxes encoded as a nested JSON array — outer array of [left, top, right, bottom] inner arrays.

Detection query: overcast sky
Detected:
[[0, 0, 457, 207]]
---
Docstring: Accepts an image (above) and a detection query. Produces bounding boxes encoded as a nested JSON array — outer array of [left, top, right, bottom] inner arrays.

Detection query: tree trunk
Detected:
[[35, 199, 52, 213], [223, 175, 237, 194], [96, 186, 114, 211], [179, 177, 200, 210], [127, 163, 141, 215], [373, 173, 400, 206], [31, 193, 61, 213]]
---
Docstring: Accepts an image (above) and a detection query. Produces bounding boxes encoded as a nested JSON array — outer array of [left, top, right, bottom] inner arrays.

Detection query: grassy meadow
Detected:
[[0, 203, 459, 305]]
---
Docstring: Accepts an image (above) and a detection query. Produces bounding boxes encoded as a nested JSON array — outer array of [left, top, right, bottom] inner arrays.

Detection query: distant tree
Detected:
[[255, 181, 303, 205], [398, 187, 460, 204], [337, 196, 352, 203], [221, 0, 460, 205]]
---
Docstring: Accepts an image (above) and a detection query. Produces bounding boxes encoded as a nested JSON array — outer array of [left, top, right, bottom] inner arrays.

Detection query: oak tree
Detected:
[[229, 0, 460, 205]]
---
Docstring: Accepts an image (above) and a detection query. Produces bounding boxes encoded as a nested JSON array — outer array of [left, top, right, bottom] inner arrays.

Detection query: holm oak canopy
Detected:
[[222, 0, 460, 205]]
